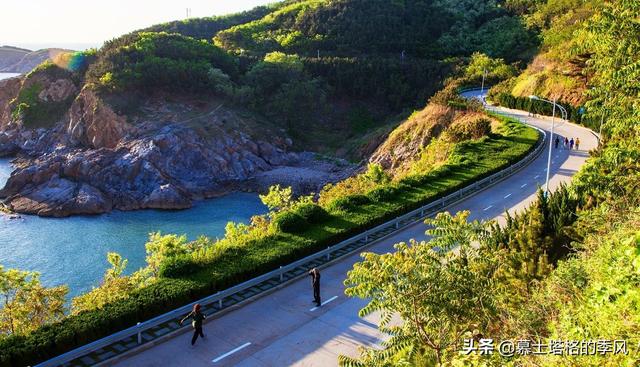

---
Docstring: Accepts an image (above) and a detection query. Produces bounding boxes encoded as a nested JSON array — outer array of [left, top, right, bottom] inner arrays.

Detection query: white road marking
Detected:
[[534, 175, 540, 179], [309, 296, 338, 312], [503, 193, 512, 199], [212, 342, 252, 363], [520, 183, 527, 188], [483, 205, 493, 211]]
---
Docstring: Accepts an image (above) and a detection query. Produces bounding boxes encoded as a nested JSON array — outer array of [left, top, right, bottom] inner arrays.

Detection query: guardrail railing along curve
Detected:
[[35, 98, 546, 367]]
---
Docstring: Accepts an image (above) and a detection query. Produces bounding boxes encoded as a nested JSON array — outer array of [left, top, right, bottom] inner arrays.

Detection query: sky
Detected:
[[1, 0, 275, 50]]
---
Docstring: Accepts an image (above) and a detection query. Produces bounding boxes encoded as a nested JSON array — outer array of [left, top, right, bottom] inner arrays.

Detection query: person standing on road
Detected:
[[564, 137, 569, 149], [555, 136, 560, 149], [309, 268, 321, 307], [575, 137, 580, 150], [180, 303, 206, 345], [569, 138, 574, 150]]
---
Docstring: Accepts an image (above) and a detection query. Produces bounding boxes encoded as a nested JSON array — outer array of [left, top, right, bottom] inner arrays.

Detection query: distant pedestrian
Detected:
[[554, 136, 560, 149], [575, 138, 580, 150], [180, 303, 206, 345], [569, 138, 574, 150], [309, 268, 321, 307], [564, 137, 569, 149]]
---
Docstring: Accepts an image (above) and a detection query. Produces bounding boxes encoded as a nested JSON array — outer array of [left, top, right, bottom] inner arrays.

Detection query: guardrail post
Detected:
[[279, 266, 283, 282], [364, 234, 368, 242], [395, 221, 399, 229], [420, 209, 424, 217], [137, 322, 142, 345], [326, 247, 331, 261]]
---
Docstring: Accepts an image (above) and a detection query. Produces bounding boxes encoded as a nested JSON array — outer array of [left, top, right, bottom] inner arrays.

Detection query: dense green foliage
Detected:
[[0, 115, 538, 367], [142, 2, 290, 40], [215, 0, 536, 60], [0, 266, 67, 336], [87, 32, 237, 93]]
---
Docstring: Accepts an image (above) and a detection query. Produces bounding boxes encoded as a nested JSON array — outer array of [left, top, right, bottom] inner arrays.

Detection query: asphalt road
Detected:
[[110, 95, 597, 367]]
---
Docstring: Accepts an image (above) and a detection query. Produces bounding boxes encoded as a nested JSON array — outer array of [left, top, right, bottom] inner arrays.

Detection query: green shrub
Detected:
[[159, 254, 198, 278], [271, 211, 308, 233], [295, 203, 329, 224], [327, 194, 371, 212], [367, 186, 399, 202]]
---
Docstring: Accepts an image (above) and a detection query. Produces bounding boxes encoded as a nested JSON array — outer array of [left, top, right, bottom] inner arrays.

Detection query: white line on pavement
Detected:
[[483, 205, 493, 211], [504, 193, 512, 199], [520, 183, 527, 188], [310, 296, 338, 312], [212, 342, 252, 363], [534, 175, 540, 179]]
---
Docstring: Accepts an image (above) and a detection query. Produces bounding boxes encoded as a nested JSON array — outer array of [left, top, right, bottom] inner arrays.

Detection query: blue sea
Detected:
[[0, 158, 266, 297]]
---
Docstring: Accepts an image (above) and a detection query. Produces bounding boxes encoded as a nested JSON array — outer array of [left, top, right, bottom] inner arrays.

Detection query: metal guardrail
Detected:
[[36, 106, 546, 367]]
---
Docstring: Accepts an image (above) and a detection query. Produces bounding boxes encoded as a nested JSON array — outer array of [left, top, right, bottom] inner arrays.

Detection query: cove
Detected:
[[0, 158, 267, 298]]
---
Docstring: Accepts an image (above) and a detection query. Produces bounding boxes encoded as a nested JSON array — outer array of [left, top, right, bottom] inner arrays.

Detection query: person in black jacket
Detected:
[[180, 303, 206, 345], [309, 268, 321, 307]]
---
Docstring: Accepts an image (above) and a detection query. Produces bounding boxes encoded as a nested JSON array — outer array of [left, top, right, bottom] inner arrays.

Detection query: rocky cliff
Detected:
[[0, 73, 353, 217]]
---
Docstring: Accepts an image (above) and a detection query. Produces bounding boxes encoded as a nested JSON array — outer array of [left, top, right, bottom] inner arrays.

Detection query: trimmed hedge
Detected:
[[0, 117, 540, 367], [271, 211, 307, 233], [295, 203, 329, 224], [326, 194, 371, 212]]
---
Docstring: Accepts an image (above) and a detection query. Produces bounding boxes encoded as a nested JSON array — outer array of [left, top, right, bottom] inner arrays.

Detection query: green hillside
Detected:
[[59, 0, 537, 157]]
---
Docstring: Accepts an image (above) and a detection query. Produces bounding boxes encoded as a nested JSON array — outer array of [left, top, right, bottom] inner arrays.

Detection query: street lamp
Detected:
[[529, 95, 566, 196], [480, 69, 487, 96]]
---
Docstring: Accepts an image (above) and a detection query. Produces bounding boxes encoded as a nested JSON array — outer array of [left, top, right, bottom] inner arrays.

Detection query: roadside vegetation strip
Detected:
[[0, 116, 539, 367]]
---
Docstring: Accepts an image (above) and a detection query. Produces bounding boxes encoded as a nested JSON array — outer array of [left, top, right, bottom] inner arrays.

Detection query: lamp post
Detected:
[[598, 93, 608, 147], [480, 69, 487, 95], [529, 95, 565, 196]]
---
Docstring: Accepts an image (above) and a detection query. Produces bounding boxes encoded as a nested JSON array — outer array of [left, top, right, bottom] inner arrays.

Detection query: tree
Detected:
[[71, 252, 149, 314], [364, 163, 390, 184], [259, 184, 294, 213], [341, 211, 496, 366], [145, 233, 189, 277], [0, 266, 67, 335]]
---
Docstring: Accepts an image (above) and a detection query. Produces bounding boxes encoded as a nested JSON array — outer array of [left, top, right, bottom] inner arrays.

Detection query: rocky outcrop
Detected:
[[370, 104, 455, 169], [0, 76, 22, 130], [0, 73, 354, 217], [68, 88, 133, 149], [0, 100, 352, 216]]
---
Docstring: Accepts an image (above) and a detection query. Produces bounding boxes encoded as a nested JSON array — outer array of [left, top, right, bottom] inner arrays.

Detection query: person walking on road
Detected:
[[569, 138, 574, 150], [309, 268, 321, 307], [180, 303, 206, 345], [554, 136, 560, 149], [575, 137, 580, 150], [564, 137, 569, 150]]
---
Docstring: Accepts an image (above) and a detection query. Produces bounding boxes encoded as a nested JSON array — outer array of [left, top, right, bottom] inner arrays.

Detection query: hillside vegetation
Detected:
[[488, 0, 603, 125], [7, 0, 537, 158], [339, 1, 640, 366]]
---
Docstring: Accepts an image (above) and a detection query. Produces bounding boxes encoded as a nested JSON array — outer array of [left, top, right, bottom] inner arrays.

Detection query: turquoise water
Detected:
[[0, 158, 266, 297]]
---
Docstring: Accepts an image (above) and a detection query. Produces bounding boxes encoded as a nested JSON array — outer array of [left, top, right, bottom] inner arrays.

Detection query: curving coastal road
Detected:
[[109, 92, 597, 367]]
